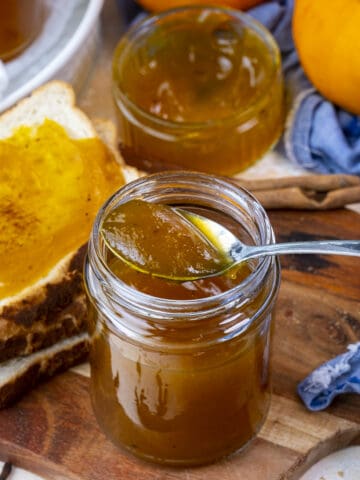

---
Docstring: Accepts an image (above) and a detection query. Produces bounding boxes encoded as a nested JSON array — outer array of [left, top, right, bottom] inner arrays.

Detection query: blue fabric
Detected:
[[118, 0, 360, 175], [247, 0, 360, 175], [247, 2, 360, 409], [297, 343, 360, 411]]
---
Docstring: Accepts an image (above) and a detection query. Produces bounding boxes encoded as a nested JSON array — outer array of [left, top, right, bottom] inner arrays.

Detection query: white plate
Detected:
[[0, 0, 103, 113], [299, 446, 360, 480], [0, 461, 45, 480]]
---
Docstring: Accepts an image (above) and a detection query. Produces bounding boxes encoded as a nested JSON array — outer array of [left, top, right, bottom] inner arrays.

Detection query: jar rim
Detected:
[[87, 172, 279, 320], [112, 4, 282, 131]]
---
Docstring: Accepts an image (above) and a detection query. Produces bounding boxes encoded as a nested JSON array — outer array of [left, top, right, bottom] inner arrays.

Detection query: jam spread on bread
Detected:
[[0, 119, 124, 298]]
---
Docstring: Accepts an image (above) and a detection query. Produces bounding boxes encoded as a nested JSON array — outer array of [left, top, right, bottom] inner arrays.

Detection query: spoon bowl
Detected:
[[178, 209, 360, 277]]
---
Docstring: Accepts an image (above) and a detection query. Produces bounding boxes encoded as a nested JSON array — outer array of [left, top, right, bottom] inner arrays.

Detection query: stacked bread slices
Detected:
[[0, 82, 140, 408]]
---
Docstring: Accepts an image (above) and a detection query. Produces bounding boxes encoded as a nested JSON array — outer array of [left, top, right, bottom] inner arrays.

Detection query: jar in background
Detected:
[[112, 6, 284, 175], [0, 0, 44, 61], [85, 172, 281, 466]]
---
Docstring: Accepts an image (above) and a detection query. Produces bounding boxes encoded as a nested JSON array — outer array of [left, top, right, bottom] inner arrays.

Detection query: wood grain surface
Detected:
[[0, 208, 359, 480]]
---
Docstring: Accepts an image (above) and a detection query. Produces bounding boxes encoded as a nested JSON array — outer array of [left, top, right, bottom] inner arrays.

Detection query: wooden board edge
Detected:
[[279, 427, 360, 480]]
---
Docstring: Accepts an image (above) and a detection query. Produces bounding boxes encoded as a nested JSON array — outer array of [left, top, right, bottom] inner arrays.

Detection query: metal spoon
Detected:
[[170, 209, 360, 280], [102, 207, 360, 281]]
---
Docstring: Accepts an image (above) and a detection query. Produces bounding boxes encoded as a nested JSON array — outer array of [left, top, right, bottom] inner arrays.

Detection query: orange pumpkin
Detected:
[[136, 0, 266, 12], [293, 0, 360, 115]]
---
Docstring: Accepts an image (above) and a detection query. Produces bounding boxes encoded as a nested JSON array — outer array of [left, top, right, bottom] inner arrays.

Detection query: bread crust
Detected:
[[0, 80, 96, 140], [0, 292, 87, 362], [1, 244, 86, 321], [0, 333, 89, 409]]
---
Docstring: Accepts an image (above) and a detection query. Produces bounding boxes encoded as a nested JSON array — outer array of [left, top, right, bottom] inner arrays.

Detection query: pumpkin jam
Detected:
[[0, 119, 124, 299], [100, 199, 232, 281], [88, 198, 273, 465], [113, 6, 284, 174]]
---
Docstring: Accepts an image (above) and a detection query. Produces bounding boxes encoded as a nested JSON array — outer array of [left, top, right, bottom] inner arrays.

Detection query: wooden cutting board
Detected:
[[0, 209, 359, 480]]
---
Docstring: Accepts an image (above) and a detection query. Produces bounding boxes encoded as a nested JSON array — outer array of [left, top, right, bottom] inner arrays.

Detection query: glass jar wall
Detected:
[[112, 6, 284, 175], [85, 172, 281, 466]]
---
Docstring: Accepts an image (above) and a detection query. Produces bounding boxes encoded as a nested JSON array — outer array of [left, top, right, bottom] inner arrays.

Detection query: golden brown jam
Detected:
[[89, 253, 271, 464], [0, 120, 124, 299], [89, 305, 270, 465], [101, 199, 233, 280], [113, 6, 283, 175], [86, 174, 280, 466]]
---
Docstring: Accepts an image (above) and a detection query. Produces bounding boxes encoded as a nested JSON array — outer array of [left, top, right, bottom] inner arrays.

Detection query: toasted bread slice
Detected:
[[0, 292, 87, 363], [0, 81, 140, 361], [0, 81, 96, 141], [92, 117, 142, 184], [0, 81, 142, 407], [0, 332, 89, 409]]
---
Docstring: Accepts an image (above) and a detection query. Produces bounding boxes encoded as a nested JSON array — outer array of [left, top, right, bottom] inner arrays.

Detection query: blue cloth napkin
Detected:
[[297, 343, 360, 411], [234, 1, 360, 409], [247, 0, 360, 175]]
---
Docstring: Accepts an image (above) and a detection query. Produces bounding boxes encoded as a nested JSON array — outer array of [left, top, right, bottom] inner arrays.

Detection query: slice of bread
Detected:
[[0, 81, 137, 314], [0, 332, 89, 409], [0, 81, 97, 141], [0, 292, 87, 363], [0, 81, 141, 407]]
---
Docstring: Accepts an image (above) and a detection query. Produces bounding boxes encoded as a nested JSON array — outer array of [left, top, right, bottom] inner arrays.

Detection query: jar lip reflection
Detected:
[[112, 4, 282, 131], [87, 172, 279, 323]]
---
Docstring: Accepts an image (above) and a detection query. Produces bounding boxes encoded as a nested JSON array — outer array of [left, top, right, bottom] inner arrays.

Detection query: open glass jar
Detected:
[[84, 172, 281, 466], [112, 5, 284, 175]]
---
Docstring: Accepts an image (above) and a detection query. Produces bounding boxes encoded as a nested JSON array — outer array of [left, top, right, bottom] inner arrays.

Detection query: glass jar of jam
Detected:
[[0, 0, 44, 61], [84, 172, 281, 466], [112, 6, 284, 175]]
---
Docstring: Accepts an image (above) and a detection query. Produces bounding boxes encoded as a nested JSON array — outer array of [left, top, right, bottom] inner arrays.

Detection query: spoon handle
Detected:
[[240, 240, 360, 262]]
